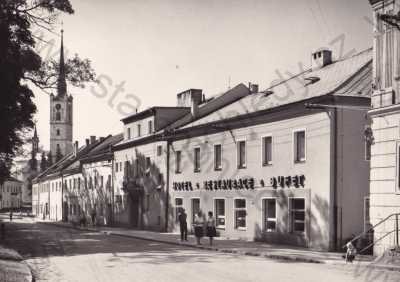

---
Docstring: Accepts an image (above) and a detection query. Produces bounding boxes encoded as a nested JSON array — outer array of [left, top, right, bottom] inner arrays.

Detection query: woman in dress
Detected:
[[206, 211, 216, 246], [193, 211, 204, 245]]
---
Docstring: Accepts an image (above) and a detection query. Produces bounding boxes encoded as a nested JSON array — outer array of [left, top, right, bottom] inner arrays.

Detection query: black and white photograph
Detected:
[[1, 0, 400, 281]]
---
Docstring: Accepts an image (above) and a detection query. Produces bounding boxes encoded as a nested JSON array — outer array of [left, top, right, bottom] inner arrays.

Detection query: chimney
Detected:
[[90, 135, 96, 144], [191, 98, 199, 118], [73, 141, 79, 157], [249, 83, 259, 94], [85, 138, 90, 146], [311, 49, 332, 70], [100, 136, 105, 142], [177, 89, 202, 107]]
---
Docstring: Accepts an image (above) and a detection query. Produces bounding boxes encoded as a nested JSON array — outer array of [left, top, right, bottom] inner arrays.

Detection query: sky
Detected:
[[32, 0, 373, 151]]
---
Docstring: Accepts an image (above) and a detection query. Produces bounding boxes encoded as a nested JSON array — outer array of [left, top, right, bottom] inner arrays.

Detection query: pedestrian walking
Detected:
[[206, 211, 216, 246], [9, 211, 13, 222], [91, 207, 97, 227], [193, 211, 204, 245], [178, 208, 188, 241]]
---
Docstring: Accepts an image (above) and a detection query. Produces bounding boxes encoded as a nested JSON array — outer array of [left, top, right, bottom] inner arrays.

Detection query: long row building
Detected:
[[33, 45, 373, 252]]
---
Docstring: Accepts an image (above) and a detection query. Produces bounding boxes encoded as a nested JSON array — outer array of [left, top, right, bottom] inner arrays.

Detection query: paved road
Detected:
[[1, 217, 399, 282]]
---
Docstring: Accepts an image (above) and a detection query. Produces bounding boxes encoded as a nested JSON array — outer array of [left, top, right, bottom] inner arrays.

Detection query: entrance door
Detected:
[[130, 196, 139, 228], [191, 198, 200, 223]]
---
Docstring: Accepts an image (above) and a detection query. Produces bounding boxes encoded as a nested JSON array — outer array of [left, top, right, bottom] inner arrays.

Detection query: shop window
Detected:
[[237, 140, 246, 169], [294, 130, 306, 163], [194, 147, 201, 172], [214, 199, 225, 229], [289, 198, 305, 233], [191, 198, 200, 223], [175, 198, 183, 222], [157, 145, 162, 156], [263, 198, 277, 232], [234, 199, 246, 229], [214, 144, 222, 171], [262, 136, 272, 166]]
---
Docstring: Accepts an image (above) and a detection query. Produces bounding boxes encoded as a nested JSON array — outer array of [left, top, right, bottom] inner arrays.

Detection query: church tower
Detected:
[[50, 29, 73, 163], [32, 123, 39, 156]]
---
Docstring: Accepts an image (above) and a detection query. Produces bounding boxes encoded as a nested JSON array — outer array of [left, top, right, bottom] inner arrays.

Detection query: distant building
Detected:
[[0, 177, 22, 210], [368, 0, 400, 255]]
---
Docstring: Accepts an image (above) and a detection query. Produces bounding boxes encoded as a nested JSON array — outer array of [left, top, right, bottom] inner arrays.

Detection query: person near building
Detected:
[[193, 211, 204, 245], [91, 206, 97, 227], [178, 208, 188, 241], [206, 211, 216, 246], [344, 241, 356, 263]]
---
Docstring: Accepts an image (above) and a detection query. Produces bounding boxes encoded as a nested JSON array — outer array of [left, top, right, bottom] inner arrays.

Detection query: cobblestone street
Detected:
[[0, 216, 398, 282]]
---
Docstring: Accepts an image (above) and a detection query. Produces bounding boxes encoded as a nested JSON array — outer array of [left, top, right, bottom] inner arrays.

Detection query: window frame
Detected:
[[261, 197, 277, 232], [288, 197, 306, 233], [214, 144, 222, 171], [214, 197, 226, 229], [148, 120, 153, 134], [193, 147, 201, 173], [127, 127, 131, 140], [293, 129, 306, 163], [137, 123, 141, 137], [261, 134, 273, 166], [175, 150, 182, 174], [233, 198, 247, 230], [237, 139, 247, 169]]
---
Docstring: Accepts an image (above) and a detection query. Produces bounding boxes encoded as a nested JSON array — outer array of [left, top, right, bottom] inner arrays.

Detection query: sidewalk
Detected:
[[39, 220, 377, 266], [0, 221, 33, 282]]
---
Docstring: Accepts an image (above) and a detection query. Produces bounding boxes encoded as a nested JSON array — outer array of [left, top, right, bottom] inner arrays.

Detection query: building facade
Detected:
[[0, 177, 23, 210], [368, 0, 400, 255], [169, 49, 372, 251]]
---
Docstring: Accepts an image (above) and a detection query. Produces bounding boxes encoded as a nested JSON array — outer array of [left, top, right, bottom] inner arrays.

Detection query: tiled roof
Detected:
[[183, 48, 372, 128]]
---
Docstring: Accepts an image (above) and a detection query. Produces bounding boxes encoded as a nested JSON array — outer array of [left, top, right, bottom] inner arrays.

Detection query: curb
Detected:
[[39, 221, 325, 264]]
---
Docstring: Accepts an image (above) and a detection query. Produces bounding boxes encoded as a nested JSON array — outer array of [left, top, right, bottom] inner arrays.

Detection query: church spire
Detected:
[[32, 122, 39, 155], [57, 28, 67, 97]]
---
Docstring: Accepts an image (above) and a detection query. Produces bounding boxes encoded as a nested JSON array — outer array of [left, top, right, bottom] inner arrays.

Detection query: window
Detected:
[[146, 157, 151, 171], [148, 120, 153, 134], [115, 162, 119, 172], [157, 145, 162, 156], [191, 198, 200, 223], [234, 199, 246, 229], [127, 127, 131, 139], [263, 198, 277, 232], [55, 104, 61, 121], [365, 139, 371, 161], [214, 199, 225, 229], [175, 198, 183, 222], [194, 147, 201, 172], [214, 144, 222, 171], [289, 198, 305, 233], [56, 129, 60, 136], [175, 151, 182, 173], [137, 124, 141, 137], [262, 136, 272, 165], [237, 140, 246, 168], [294, 130, 306, 162], [364, 197, 370, 231]]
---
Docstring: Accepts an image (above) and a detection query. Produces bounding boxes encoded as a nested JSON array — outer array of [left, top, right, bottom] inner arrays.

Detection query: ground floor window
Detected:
[[234, 199, 246, 229], [263, 198, 277, 232], [175, 198, 183, 222], [214, 199, 225, 229], [191, 198, 200, 223], [289, 198, 305, 233]]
